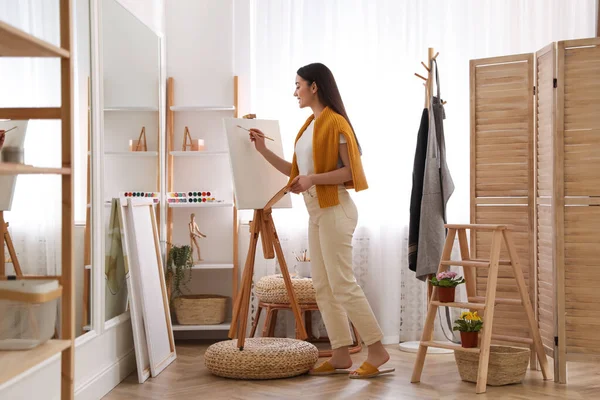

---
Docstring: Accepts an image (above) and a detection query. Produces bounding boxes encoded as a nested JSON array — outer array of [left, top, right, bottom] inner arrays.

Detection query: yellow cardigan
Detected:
[[287, 106, 368, 208]]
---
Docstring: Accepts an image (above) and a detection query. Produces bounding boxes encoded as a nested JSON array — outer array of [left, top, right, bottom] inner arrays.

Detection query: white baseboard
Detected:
[[75, 349, 136, 400]]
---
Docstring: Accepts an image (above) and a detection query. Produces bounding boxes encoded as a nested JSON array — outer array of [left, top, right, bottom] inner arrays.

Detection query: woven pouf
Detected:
[[204, 338, 318, 379], [255, 275, 316, 304]]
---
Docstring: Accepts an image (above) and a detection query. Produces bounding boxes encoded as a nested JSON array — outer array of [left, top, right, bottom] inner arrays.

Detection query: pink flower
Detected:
[[437, 271, 457, 280]]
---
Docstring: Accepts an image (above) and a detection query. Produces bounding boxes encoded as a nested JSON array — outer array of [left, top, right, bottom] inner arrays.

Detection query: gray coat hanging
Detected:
[[415, 59, 455, 281]]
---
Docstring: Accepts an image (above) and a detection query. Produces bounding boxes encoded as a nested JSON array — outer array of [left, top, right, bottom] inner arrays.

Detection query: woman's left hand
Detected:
[[289, 175, 313, 193]]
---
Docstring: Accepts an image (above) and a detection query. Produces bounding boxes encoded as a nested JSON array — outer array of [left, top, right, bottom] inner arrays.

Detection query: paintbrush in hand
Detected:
[[237, 125, 274, 141]]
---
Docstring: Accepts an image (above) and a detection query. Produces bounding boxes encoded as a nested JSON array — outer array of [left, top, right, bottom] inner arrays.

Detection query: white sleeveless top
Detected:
[[295, 120, 346, 176]]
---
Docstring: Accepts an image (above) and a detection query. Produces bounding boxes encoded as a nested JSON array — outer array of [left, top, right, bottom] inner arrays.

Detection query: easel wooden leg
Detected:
[[503, 230, 551, 380], [0, 217, 5, 277], [1, 212, 22, 276], [265, 212, 307, 340], [5, 224, 22, 276], [249, 304, 262, 338], [229, 211, 261, 345]]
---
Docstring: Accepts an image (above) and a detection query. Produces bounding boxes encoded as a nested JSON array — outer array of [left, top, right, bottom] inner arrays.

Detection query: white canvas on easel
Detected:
[[124, 198, 176, 377], [0, 120, 29, 211], [117, 198, 151, 383], [223, 118, 292, 210]]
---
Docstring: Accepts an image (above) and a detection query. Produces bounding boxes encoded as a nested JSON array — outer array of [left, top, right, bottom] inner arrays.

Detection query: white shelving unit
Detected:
[[166, 76, 240, 334], [166, 1, 240, 336], [0, 10, 75, 398]]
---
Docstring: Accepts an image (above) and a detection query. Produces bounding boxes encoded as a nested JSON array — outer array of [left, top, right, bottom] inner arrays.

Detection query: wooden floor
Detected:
[[104, 341, 600, 400]]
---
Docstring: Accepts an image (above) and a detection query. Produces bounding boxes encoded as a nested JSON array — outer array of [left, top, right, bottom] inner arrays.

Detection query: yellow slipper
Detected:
[[348, 361, 395, 379], [308, 360, 351, 376]]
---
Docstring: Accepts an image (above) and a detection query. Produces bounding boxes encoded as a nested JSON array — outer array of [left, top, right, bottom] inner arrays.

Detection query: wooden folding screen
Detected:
[[470, 54, 536, 349], [534, 43, 556, 367], [537, 38, 600, 383], [471, 37, 600, 384]]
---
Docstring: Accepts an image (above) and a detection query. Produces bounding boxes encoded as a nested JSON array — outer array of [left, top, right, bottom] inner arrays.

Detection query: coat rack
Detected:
[[400, 47, 452, 355]]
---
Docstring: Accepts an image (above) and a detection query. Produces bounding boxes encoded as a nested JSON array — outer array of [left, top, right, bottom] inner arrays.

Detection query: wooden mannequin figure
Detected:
[[188, 213, 207, 262]]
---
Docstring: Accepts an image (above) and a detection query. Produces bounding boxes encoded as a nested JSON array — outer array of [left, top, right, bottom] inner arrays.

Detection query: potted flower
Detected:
[[165, 244, 194, 305], [453, 311, 483, 348], [429, 270, 465, 302]]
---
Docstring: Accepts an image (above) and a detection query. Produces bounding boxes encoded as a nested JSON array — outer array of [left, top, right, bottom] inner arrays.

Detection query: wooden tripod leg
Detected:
[[5, 226, 22, 276], [1, 213, 6, 276], [236, 212, 262, 349], [475, 229, 502, 394], [229, 211, 261, 340], [249, 305, 262, 338], [266, 213, 307, 339], [411, 228, 457, 383], [503, 229, 551, 380]]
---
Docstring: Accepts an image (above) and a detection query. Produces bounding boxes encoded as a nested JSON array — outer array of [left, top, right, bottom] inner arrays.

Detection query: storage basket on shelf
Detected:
[[0, 279, 62, 350], [454, 345, 530, 386], [173, 294, 227, 325]]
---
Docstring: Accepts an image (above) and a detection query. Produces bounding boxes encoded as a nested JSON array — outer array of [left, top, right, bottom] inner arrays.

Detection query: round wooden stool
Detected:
[[251, 275, 362, 357]]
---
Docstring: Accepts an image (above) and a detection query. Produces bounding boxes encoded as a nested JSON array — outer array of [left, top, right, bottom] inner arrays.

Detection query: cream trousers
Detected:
[[303, 185, 383, 349]]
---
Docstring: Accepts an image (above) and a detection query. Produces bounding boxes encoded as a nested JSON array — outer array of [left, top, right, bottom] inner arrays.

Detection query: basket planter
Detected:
[[437, 287, 456, 303], [173, 294, 227, 325], [454, 345, 530, 386], [460, 331, 479, 348]]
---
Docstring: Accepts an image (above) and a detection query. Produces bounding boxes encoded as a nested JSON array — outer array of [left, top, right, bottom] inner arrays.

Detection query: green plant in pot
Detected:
[[453, 311, 483, 348], [165, 244, 194, 305], [429, 270, 465, 303]]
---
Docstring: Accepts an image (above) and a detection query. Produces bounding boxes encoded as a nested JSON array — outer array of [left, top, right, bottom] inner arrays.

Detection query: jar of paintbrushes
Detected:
[[293, 250, 311, 278]]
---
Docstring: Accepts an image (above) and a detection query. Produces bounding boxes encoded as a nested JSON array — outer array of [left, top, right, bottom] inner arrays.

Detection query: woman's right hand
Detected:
[[249, 128, 267, 153]]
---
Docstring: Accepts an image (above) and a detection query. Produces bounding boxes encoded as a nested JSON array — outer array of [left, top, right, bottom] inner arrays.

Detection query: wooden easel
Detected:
[[228, 186, 307, 350], [133, 126, 147, 151], [411, 224, 550, 393], [1, 211, 22, 277], [182, 126, 193, 151]]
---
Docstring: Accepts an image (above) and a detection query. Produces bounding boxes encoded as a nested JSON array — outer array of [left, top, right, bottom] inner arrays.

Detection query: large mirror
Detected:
[[100, 0, 161, 324], [74, 0, 93, 338]]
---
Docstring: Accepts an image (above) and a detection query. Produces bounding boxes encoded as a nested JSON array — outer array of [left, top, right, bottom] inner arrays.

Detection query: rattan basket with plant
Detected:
[[165, 244, 227, 325]]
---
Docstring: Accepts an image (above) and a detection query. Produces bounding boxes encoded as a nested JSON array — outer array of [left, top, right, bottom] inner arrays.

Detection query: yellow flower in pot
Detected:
[[453, 311, 483, 348], [429, 270, 465, 303]]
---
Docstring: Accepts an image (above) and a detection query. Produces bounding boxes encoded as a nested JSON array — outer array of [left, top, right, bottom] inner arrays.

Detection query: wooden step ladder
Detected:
[[410, 224, 550, 394]]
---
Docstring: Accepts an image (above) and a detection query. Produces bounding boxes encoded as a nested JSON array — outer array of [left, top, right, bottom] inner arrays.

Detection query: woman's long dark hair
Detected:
[[297, 63, 362, 154]]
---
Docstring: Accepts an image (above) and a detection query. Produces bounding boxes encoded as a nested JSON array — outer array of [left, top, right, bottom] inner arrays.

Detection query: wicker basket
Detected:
[[454, 345, 530, 386], [254, 275, 316, 304], [173, 294, 227, 325]]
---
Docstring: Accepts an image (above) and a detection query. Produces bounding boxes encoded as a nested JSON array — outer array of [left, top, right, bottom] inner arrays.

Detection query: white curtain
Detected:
[[0, 0, 62, 275], [248, 0, 596, 344]]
